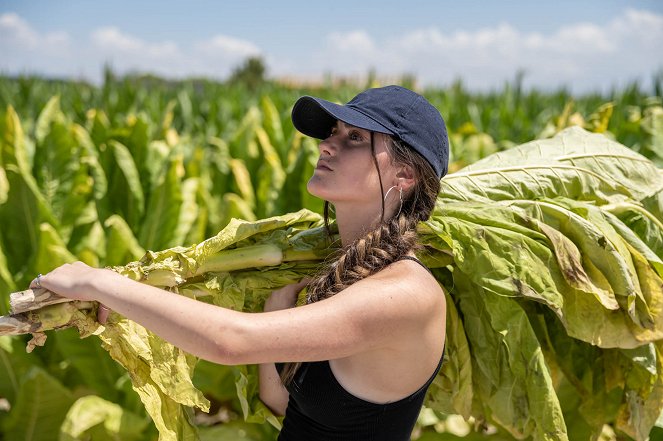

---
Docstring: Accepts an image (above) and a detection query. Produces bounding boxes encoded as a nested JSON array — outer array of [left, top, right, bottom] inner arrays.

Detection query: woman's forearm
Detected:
[[259, 362, 289, 416], [90, 268, 245, 364]]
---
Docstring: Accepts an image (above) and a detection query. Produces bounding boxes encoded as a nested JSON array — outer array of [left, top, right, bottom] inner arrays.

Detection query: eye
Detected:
[[349, 130, 364, 142], [328, 126, 338, 138]]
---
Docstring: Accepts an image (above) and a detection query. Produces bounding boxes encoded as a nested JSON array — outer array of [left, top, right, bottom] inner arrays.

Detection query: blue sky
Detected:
[[2, 0, 662, 92]]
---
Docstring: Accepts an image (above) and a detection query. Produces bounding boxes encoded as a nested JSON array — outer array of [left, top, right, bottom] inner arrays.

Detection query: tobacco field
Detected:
[[0, 72, 662, 441]]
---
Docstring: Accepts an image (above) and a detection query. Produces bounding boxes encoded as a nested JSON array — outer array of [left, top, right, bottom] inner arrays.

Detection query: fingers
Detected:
[[29, 273, 44, 290], [97, 304, 111, 324], [295, 278, 311, 289]]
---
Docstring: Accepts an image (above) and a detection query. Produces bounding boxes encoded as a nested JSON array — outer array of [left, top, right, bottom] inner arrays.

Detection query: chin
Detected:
[[306, 176, 328, 200]]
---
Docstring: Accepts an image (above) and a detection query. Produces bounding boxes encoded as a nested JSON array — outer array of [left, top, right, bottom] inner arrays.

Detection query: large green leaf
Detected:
[[54, 328, 123, 401], [255, 127, 286, 218], [282, 137, 323, 214], [32, 104, 95, 241], [30, 223, 77, 275], [429, 201, 654, 350], [2, 367, 75, 441], [191, 359, 237, 403], [512, 199, 649, 328], [178, 89, 194, 132], [602, 202, 663, 272], [229, 158, 255, 210], [229, 106, 261, 164], [34, 98, 101, 249], [143, 140, 172, 195], [454, 272, 568, 441], [113, 114, 152, 192], [74, 124, 108, 201], [0, 165, 8, 205], [104, 214, 146, 266], [442, 127, 663, 211], [106, 140, 145, 229], [59, 395, 149, 441], [615, 343, 663, 440], [0, 107, 57, 278], [528, 312, 623, 440], [640, 104, 663, 167], [0, 336, 43, 405], [1, 106, 31, 175], [97, 319, 205, 441], [0, 235, 16, 315], [425, 288, 473, 419], [139, 154, 184, 250], [234, 364, 282, 429], [198, 420, 279, 441], [34, 96, 65, 146], [261, 95, 286, 164], [67, 213, 106, 267], [172, 177, 200, 247]]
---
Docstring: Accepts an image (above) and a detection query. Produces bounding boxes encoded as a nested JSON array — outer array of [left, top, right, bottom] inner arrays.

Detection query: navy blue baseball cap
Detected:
[[291, 85, 449, 178]]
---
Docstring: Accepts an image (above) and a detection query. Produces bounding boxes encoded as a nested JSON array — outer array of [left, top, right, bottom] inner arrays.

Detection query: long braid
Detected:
[[279, 137, 440, 386], [306, 214, 419, 302]]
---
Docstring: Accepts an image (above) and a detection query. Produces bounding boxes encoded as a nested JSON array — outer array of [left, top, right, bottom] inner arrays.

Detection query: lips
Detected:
[[316, 160, 333, 171]]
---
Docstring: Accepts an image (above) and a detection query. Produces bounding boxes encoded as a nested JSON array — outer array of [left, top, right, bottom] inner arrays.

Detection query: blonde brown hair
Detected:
[[279, 134, 441, 385]]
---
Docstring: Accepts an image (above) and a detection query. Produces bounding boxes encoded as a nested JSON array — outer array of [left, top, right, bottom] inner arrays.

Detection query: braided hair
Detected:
[[278, 135, 440, 386]]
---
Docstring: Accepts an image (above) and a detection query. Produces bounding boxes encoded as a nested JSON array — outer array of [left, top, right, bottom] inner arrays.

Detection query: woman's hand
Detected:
[[263, 279, 310, 312], [29, 261, 115, 323]]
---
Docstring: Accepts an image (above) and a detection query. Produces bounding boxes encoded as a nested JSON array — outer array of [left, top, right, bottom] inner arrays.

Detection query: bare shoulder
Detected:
[[363, 258, 445, 305], [338, 257, 446, 325]]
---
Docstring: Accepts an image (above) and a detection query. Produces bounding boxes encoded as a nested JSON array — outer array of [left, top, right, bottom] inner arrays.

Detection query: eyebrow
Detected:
[[337, 121, 369, 133]]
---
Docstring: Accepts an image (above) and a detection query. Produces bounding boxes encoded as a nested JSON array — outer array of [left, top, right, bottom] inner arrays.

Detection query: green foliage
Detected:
[[0, 72, 661, 440], [60, 395, 149, 441], [2, 367, 75, 440]]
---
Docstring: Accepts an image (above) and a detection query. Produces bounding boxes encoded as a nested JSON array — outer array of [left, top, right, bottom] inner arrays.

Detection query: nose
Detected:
[[318, 135, 336, 157]]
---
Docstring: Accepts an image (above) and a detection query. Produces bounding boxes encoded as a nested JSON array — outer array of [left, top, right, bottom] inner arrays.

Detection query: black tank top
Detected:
[[275, 256, 445, 441]]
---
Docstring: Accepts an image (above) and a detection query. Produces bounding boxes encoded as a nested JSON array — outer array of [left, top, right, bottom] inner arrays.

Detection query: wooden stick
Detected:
[[9, 288, 72, 314], [0, 301, 96, 336], [0, 313, 34, 335]]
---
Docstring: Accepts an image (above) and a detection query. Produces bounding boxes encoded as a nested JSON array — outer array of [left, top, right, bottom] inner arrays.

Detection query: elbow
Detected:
[[210, 331, 250, 365], [210, 345, 244, 366], [208, 316, 255, 365]]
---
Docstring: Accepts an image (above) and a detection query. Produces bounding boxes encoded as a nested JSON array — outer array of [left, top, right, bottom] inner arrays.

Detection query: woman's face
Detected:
[[307, 120, 399, 211]]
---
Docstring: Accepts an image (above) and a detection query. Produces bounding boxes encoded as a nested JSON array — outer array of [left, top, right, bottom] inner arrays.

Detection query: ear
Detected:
[[395, 165, 416, 192]]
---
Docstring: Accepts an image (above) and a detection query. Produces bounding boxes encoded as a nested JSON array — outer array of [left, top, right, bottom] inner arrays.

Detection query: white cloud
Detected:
[[286, 8, 663, 92], [195, 35, 261, 58], [0, 12, 38, 48], [0, 12, 71, 76], [88, 28, 264, 79], [92, 27, 144, 52], [192, 35, 262, 76], [87, 27, 187, 78], [0, 17, 265, 81], [612, 8, 663, 44], [0, 12, 70, 51], [327, 30, 375, 53], [0, 9, 661, 91]]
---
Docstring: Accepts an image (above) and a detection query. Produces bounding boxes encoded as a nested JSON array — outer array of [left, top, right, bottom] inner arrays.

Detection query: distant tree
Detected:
[[228, 56, 267, 89]]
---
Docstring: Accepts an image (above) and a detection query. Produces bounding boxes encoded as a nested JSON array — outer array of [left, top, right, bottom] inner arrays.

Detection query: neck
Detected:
[[333, 201, 396, 247]]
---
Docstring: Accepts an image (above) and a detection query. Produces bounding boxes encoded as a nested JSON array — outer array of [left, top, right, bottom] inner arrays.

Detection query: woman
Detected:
[[30, 85, 449, 440]]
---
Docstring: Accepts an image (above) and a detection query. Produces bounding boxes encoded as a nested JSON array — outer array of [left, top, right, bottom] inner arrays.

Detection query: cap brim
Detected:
[[291, 96, 394, 139]]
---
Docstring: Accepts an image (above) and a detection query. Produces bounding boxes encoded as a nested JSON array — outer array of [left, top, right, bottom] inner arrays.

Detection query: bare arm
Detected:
[[257, 281, 307, 416], [32, 261, 441, 366], [259, 362, 288, 416]]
